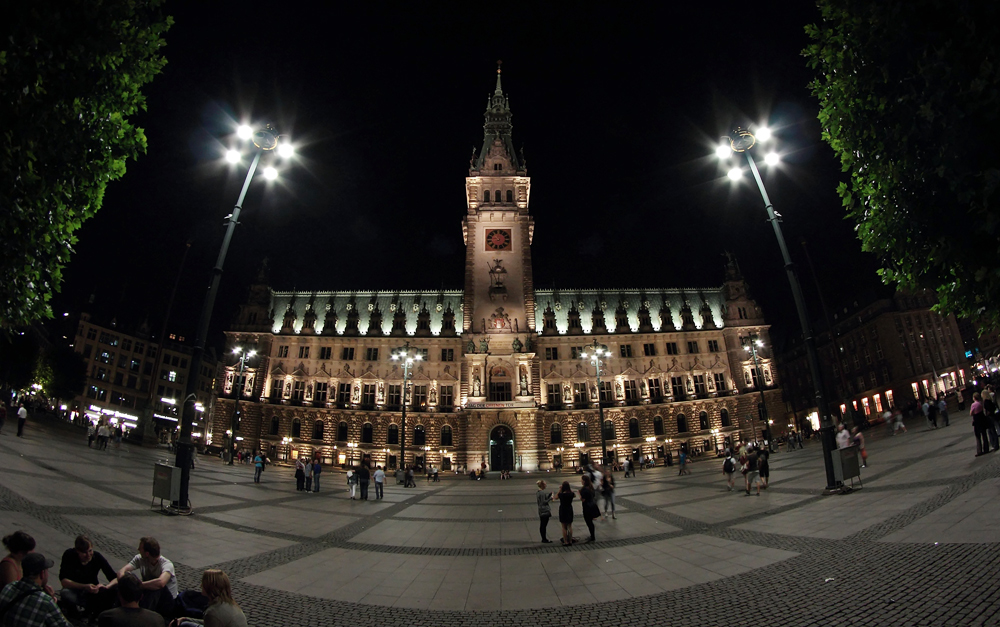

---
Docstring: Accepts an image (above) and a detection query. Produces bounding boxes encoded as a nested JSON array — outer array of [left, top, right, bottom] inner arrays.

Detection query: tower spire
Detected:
[[473, 63, 521, 172], [495, 59, 503, 94]]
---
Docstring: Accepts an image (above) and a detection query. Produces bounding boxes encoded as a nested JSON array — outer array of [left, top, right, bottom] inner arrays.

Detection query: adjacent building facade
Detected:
[[208, 71, 785, 471]]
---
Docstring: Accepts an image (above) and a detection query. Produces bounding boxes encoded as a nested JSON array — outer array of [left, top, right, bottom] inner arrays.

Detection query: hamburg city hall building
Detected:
[[209, 71, 784, 472]]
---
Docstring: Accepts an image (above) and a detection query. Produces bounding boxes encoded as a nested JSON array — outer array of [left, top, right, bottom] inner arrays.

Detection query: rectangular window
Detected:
[[875, 342, 884, 360], [547, 384, 561, 406], [298, 346, 310, 359], [489, 382, 511, 402], [619, 344, 633, 358], [861, 397, 871, 415], [82, 345, 93, 359], [362, 383, 377, 406], [130, 359, 140, 372], [873, 393, 883, 413], [314, 382, 328, 403], [97, 388, 107, 401], [648, 378, 662, 399], [439, 385, 454, 409], [413, 385, 428, 406], [573, 382, 589, 403], [671, 376, 685, 399], [863, 347, 872, 364], [319, 346, 332, 360], [545, 347, 559, 360], [338, 383, 352, 404], [713, 372, 727, 392], [364, 347, 379, 361], [665, 342, 679, 355], [134, 342, 144, 356], [853, 354, 861, 369], [277, 346, 289, 358], [98, 351, 113, 364], [623, 380, 638, 401], [886, 389, 895, 407], [643, 343, 656, 356], [86, 328, 97, 340], [342, 347, 355, 360], [292, 381, 305, 401], [599, 381, 613, 403], [127, 375, 137, 389], [113, 372, 124, 386], [707, 340, 720, 353], [869, 372, 878, 389], [570, 346, 584, 359], [687, 341, 699, 354], [418, 348, 429, 360], [693, 375, 707, 396], [121, 339, 132, 352], [117, 355, 128, 368], [96, 367, 107, 382], [441, 348, 454, 362], [388, 384, 401, 406]]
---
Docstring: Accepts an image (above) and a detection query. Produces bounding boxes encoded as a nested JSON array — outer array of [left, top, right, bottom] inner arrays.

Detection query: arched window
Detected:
[[577, 421, 590, 442], [483, 190, 490, 203], [677, 414, 688, 433], [269, 415, 279, 436], [312, 420, 324, 440], [699, 411, 709, 430], [653, 415, 664, 436], [550, 423, 562, 444], [494, 189, 502, 202], [506, 189, 513, 202], [387, 423, 399, 445], [413, 425, 426, 446], [441, 425, 453, 446], [362, 423, 373, 443], [291, 418, 301, 438], [720, 408, 731, 427], [629, 418, 640, 438], [603, 419, 616, 440], [337, 421, 348, 442]]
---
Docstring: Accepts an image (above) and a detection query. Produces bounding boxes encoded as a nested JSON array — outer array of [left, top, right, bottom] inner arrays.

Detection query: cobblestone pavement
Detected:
[[3, 415, 1000, 626]]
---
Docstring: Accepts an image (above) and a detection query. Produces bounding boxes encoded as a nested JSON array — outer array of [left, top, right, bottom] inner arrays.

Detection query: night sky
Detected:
[[52, 2, 891, 352]]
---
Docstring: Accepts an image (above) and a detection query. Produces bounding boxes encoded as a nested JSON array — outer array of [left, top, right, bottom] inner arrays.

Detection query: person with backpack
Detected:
[[0, 553, 70, 627], [722, 453, 736, 491]]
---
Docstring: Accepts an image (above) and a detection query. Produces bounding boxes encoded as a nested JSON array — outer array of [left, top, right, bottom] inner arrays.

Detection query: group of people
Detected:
[[970, 385, 1000, 456], [535, 464, 617, 546], [721, 442, 771, 495], [87, 420, 123, 450], [0, 530, 248, 626], [345, 464, 386, 499], [293, 457, 323, 492]]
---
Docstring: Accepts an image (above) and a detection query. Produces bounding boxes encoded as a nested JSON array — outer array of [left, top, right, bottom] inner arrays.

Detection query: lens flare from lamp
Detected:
[[237, 125, 253, 140], [277, 144, 294, 159], [727, 168, 742, 181], [756, 127, 772, 141], [263, 166, 278, 181], [225, 149, 241, 163], [764, 152, 779, 166], [715, 144, 731, 159]]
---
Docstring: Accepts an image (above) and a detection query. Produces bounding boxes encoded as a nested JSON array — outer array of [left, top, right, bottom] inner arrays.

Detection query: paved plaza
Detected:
[[3, 416, 1000, 626]]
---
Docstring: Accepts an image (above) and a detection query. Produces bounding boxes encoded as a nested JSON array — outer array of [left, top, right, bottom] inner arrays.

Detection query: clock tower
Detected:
[[462, 67, 535, 337]]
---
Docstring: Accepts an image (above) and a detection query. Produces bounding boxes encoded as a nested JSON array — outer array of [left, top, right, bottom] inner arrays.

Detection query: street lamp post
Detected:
[[581, 340, 612, 467], [173, 124, 293, 512], [391, 341, 422, 476], [228, 347, 257, 465], [718, 126, 838, 490]]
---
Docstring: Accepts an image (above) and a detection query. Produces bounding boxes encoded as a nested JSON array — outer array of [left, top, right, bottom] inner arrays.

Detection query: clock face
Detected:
[[484, 228, 512, 251]]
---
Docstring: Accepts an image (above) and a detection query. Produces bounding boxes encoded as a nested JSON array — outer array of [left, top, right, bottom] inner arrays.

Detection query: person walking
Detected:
[[373, 465, 385, 499], [87, 422, 96, 448], [971, 393, 992, 456], [294, 458, 306, 491], [579, 475, 600, 542], [677, 449, 691, 475], [358, 464, 370, 500], [984, 386, 1000, 450], [957, 388, 965, 411], [758, 450, 771, 488], [311, 458, 322, 493], [622, 458, 630, 478], [16, 402, 27, 437], [744, 446, 761, 496], [836, 423, 851, 449], [304, 459, 313, 492], [892, 408, 907, 434], [404, 466, 416, 488], [852, 427, 867, 468], [600, 471, 616, 519], [557, 481, 575, 546], [536, 480, 554, 543], [722, 452, 736, 491], [253, 451, 264, 483], [938, 396, 950, 427], [347, 470, 357, 499]]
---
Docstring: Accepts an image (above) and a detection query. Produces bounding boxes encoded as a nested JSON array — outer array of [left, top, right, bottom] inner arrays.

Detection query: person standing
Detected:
[[87, 422, 96, 448], [0, 552, 71, 627], [304, 460, 313, 492], [0, 401, 6, 435], [927, 398, 939, 428], [852, 427, 867, 468], [535, 480, 554, 543], [16, 402, 28, 437], [294, 458, 305, 491], [557, 481, 575, 546], [311, 458, 322, 493], [346, 470, 357, 499], [971, 392, 992, 456], [600, 471, 616, 519], [404, 466, 416, 488], [957, 388, 965, 411], [744, 446, 760, 496], [373, 465, 385, 499], [579, 475, 600, 542], [253, 452, 264, 484], [358, 464, 370, 500], [722, 452, 736, 491], [983, 386, 1000, 450], [938, 396, 950, 427], [677, 449, 691, 475], [835, 424, 851, 449], [758, 450, 770, 488]]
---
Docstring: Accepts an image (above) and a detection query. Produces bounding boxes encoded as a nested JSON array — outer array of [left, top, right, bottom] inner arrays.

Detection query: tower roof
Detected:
[[473, 64, 522, 172]]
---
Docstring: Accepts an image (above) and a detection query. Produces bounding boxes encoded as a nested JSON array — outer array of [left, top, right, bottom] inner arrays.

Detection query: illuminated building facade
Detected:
[[210, 71, 784, 470]]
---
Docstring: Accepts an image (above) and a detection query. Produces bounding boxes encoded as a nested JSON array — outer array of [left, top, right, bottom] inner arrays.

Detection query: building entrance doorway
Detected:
[[489, 425, 514, 471]]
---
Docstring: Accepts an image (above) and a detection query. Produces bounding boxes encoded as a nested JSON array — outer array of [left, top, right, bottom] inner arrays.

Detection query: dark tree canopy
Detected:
[[0, 1, 171, 329], [804, 1, 1000, 331]]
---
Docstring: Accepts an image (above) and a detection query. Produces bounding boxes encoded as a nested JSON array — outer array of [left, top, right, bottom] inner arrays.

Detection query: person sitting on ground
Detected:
[[170, 569, 247, 627], [97, 573, 164, 627], [0, 552, 71, 627], [2, 531, 45, 590], [116, 537, 177, 619], [59, 535, 117, 621]]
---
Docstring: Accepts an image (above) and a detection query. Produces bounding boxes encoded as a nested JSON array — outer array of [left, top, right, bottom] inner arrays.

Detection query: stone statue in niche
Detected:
[[244, 372, 255, 395], [225, 371, 234, 394], [467, 339, 476, 354], [519, 365, 529, 396], [377, 383, 385, 403], [479, 337, 490, 353], [511, 336, 523, 353], [430, 387, 437, 404], [352, 383, 361, 403], [284, 381, 292, 397], [563, 384, 572, 402], [472, 368, 482, 396], [591, 384, 598, 400], [616, 381, 623, 398], [640, 381, 647, 396]]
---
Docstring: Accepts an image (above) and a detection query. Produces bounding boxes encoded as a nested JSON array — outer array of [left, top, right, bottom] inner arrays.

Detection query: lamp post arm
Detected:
[[744, 150, 838, 490]]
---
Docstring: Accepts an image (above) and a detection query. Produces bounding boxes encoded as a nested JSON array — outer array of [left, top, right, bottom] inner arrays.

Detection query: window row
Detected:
[[270, 381, 455, 408], [544, 373, 729, 405], [482, 189, 515, 203], [548, 409, 732, 444], [269, 417, 453, 446], [544, 340, 722, 360], [274, 346, 453, 362]]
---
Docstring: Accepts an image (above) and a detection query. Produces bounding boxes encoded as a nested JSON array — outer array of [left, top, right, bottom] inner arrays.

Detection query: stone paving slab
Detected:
[[3, 476, 139, 509], [203, 505, 359, 538], [661, 490, 816, 524], [880, 478, 1000, 544]]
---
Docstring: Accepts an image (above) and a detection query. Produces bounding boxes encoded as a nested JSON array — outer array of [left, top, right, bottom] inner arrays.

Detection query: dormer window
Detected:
[[493, 163, 502, 171]]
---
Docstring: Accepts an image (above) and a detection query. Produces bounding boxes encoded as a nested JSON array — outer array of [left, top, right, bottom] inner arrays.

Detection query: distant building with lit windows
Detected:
[[209, 71, 785, 471]]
